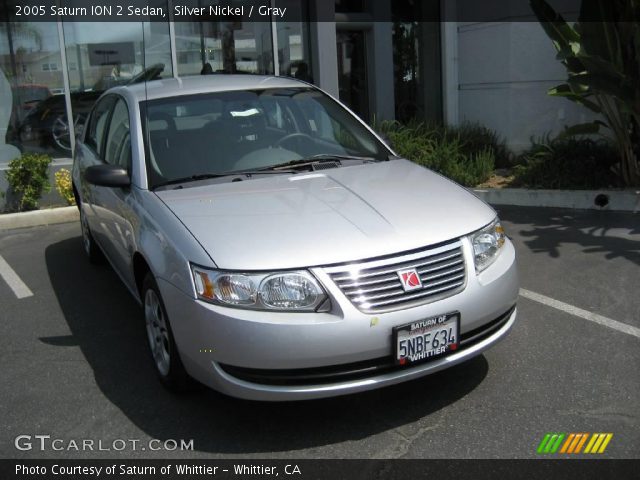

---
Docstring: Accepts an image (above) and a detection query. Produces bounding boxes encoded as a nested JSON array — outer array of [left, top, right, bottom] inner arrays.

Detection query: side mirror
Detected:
[[84, 164, 130, 188]]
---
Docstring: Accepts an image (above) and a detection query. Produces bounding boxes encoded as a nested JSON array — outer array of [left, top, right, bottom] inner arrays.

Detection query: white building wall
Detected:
[[456, 21, 600, 152]]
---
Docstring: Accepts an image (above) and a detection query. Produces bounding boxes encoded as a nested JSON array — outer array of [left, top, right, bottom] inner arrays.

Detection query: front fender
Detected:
[[131, 188, 214, 301]]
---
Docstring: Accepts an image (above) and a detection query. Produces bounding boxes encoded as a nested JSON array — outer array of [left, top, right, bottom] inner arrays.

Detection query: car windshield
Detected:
[[141, 87, 389, 188]]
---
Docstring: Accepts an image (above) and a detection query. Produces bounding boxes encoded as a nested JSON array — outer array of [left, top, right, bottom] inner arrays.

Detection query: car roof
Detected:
[[117, 75, 313, 102]]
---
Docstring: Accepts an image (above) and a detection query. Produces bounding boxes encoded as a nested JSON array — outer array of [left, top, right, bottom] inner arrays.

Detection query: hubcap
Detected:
[[145, 289, 171, 376], [52, 115, 83, 151], [52, 116, 71, 151]]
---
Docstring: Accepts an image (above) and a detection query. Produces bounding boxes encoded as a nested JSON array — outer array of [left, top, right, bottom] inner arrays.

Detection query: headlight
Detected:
[[469, 218, 506, 273], [191, 265, 328, 312]]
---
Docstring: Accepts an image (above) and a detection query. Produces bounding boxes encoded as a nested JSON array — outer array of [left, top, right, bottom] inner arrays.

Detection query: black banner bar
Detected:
[[0, 0, 636, 23], [1, 459, 638, 480]]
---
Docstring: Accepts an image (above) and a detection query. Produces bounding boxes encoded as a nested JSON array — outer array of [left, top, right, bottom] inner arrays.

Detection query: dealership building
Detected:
[[1, 0, 592, 173]]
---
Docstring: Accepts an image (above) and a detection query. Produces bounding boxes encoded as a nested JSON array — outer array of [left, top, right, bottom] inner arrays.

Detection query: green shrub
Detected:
[[448, 122, 512, 169], [513, 136, 621, 189], [377, 121, 497, 187], [5, 153, 52, 212]]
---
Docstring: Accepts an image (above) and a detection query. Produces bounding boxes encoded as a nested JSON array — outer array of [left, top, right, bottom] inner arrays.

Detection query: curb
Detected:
[[470, 188, 640, 213], [0, 206, 79, 231]]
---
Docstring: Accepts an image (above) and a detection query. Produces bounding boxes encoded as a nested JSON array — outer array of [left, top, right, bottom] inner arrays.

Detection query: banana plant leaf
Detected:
[[548, 84, 602, 113], [567, 73, 635, 102]]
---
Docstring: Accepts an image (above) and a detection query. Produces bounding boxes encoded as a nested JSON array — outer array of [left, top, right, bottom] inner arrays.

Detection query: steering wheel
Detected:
[[274, 132, 314, 151]]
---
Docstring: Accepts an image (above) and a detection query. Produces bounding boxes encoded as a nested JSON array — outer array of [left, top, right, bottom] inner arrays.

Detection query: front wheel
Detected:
[[143, 273, 192, 391]]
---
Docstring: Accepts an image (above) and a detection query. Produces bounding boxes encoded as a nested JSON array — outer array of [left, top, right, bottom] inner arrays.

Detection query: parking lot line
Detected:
[[0, 254, 33, 299], [519, 288, 640, 339]]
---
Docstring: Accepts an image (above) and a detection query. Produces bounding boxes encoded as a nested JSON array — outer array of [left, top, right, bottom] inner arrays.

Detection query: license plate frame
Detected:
[[393, 312, 460, 365]]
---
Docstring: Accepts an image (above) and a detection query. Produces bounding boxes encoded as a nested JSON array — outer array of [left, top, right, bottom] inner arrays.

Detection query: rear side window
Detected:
[[85, 96, 115, 154]]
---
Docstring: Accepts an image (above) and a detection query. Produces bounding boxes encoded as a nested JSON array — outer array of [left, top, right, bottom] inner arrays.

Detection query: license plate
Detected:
[[393, 312, 460, 365]]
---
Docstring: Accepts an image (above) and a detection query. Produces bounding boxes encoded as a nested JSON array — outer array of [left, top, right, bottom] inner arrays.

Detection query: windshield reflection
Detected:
[[142, 88, 388, 188]]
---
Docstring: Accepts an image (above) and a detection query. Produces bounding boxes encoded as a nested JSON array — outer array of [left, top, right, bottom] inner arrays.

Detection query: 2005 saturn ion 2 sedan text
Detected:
[[72, 75, 518, 401]]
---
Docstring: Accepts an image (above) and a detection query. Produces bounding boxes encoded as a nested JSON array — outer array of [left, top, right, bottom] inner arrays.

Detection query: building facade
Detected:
[[1, 0, 593, 169]]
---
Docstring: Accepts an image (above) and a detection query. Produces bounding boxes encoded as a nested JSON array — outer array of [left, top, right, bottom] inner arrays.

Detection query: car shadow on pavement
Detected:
[[496, 206, 640, 266], [45, 236, 488, 455]]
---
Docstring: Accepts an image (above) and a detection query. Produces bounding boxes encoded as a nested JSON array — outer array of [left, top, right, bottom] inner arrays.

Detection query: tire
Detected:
[[79, 205, 104, 264], [142, 273, 192, 391], [51, 114, 73, 153], [51, 113, 85, 153]]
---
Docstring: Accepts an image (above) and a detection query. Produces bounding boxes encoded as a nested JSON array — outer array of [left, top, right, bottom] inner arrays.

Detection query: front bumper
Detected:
[[159, 237, 519, 400]]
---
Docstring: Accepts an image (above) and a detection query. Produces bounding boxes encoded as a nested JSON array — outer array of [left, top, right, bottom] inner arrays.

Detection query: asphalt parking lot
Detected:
[[0, 206, 638, 459]]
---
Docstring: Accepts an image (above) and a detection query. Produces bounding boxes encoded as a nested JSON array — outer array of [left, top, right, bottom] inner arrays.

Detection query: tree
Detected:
[[530, 0, 640, 186]]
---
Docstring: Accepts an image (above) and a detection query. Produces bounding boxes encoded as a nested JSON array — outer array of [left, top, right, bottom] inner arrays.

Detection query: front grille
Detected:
[[325, 240, 467, 313], [220, 305, 516, 386]]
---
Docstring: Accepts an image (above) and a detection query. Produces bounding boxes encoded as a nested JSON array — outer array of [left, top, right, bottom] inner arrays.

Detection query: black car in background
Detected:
[[15, 64, 164, 154], [17, 90, 102, 153]]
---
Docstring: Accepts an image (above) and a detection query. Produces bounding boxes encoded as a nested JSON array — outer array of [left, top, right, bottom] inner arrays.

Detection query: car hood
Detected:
[[155, 159, 495, 270]]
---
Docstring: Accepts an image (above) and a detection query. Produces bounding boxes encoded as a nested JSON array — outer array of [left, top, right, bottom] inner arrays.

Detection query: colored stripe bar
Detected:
[[544, 434, 559, 453], [550, 434, 565, 453], [567, 434, 583, 454], [574, 433, 589, 453], [560, 434, 575, 454], [537, 434, 552, 454], [540, 433, 612, 455], [598, 434, 613, 453], [590, 434, 607, 454], [584, 433, 599, 453]]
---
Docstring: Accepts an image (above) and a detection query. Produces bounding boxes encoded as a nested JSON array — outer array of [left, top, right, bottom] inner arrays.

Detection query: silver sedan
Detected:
[[72, 75, 518, 400]]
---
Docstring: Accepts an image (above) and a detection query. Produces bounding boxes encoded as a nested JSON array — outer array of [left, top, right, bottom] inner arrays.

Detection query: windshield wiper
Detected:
[[264, 154, 376, 171], [152, 169, 297, 189], [152, 156, 375, 189]]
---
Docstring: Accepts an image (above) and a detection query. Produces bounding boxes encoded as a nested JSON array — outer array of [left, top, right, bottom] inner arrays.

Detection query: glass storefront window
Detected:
[[1, 21, 67, 160], [175, 20, 273, 76], [274, 0, 313, 83], [1, 13, 173, 162], [1, 1, 310, 165], [59, 20, 172, 155], [63, 22, 172, 93]]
